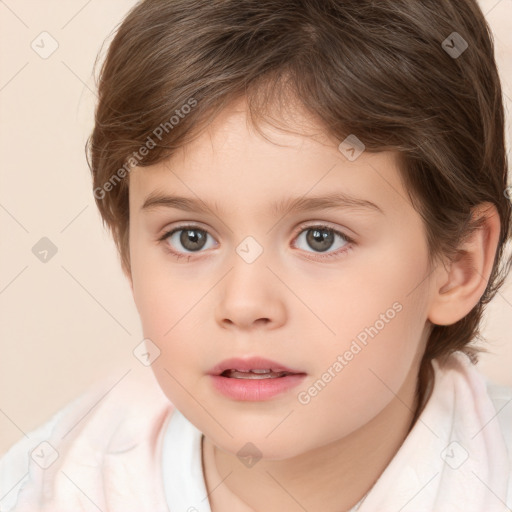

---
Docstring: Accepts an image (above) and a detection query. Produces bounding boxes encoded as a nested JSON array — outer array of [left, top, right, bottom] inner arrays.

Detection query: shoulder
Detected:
[[478, 369, 512, 505], [0, 404, 69, 511], [486, 380, 512, 431], [473, 361, 512, 454], [0, 367, 173, 512], [440, 352, 512, 438], [486, 379, 512, 457], [434, 352, 512, 503]]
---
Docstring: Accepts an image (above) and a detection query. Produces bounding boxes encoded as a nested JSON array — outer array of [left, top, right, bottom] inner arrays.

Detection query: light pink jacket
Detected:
[[3, 368, 174, 511]]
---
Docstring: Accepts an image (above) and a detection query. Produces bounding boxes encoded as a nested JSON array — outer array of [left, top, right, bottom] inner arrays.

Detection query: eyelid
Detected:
[[292, 220, 356, 243], [157, 221, 217, 242], [157, 220, 354, 242]]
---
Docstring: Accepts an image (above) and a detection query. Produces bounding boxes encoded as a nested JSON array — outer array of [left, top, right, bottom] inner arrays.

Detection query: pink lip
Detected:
[[208, 357, 306, 401], [208, 357, 304, 376]]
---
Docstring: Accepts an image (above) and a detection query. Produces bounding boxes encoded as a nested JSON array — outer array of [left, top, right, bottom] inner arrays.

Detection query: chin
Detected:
[[209, 429, 316, 463]]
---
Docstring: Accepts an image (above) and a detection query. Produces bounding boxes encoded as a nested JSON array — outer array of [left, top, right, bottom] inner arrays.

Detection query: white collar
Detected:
[[161, 409, 367, 512], [162, 408, 212, 512]]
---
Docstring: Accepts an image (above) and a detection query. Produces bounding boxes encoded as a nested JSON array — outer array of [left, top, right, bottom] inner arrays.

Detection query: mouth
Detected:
[[209, 357, 306, 379], [209, 357, 307, 401], [220, 369, 297, 379]]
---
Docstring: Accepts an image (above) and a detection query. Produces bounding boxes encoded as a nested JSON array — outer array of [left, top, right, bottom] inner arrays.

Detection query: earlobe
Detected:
[[427, 202, 500, 326]]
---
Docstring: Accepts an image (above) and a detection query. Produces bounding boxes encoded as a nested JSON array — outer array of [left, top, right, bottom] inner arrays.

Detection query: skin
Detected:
[[127, 97, 500, 512]]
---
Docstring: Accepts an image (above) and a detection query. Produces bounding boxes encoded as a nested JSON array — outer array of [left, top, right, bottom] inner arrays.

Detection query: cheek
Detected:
[[132, 272, 205, 409], [130, 256, 212, 379], [301, 241, 430, 413], [133, 274, 199, 347], [130, 236, 190, 335], [291, 300, 427, 451]]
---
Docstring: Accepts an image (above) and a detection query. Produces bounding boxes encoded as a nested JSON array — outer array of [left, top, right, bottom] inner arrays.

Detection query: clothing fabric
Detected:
[[0, 352, 511, 512]]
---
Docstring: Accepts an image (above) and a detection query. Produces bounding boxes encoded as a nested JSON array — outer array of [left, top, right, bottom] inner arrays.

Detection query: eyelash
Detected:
[[157, 222, 355, 262]]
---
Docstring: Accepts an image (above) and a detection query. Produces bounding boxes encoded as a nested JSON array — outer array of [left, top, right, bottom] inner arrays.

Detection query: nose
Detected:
[[214, 254, 287, 331]]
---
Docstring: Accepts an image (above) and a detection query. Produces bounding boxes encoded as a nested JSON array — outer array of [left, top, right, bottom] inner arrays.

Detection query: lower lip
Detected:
[[209, 373, 306, 401]]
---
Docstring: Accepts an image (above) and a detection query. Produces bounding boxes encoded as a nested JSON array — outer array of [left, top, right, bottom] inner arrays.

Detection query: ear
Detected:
[[427, 202, 501, 326]]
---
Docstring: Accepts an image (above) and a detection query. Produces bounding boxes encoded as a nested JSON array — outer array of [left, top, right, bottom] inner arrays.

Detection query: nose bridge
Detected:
[[235, 234, 266, 266], [225, 234, 270, 301], [215, 234, 286, 328]]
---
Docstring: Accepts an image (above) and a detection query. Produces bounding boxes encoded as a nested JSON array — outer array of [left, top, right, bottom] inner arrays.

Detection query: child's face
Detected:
[[128, 98, 440, 459]]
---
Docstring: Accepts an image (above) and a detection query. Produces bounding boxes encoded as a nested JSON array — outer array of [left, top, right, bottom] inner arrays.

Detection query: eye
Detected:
[[158, 225, 217, 256], [158, 223, 354, 261], [293, 224, 353, 260]]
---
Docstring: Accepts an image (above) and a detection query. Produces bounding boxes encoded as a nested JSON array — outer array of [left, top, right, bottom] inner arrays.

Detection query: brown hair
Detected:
[[86, 0, 511, 417]]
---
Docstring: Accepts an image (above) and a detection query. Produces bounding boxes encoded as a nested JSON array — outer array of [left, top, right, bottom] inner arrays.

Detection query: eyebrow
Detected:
[[141, 191, 384, 216]]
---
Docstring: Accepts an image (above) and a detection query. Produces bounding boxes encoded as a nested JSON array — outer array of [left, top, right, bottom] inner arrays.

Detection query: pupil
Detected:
[[307, 228, 333, 252], [180, 229, 206, 251]]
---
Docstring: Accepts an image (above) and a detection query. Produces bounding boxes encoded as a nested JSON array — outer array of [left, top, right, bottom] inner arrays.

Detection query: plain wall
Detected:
[[1, 0, 511, 456]]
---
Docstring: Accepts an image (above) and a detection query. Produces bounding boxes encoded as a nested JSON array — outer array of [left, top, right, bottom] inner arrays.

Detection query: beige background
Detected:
[[1, 0, 511, 456]]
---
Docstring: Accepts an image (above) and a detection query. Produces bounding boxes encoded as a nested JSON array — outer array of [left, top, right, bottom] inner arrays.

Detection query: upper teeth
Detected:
[[236, 369, 272, 374], [224, 368, 288, 380]]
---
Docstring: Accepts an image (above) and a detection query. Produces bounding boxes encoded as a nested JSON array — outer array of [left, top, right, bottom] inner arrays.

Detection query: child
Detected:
[[1, 0, 512, 510]]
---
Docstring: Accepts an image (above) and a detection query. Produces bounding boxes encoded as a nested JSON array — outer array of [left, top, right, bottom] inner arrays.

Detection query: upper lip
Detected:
[[209, 357, 305, 376]]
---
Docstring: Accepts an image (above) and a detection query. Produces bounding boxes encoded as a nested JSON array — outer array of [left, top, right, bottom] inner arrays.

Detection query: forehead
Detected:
[[129, 99, 409, 220]]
